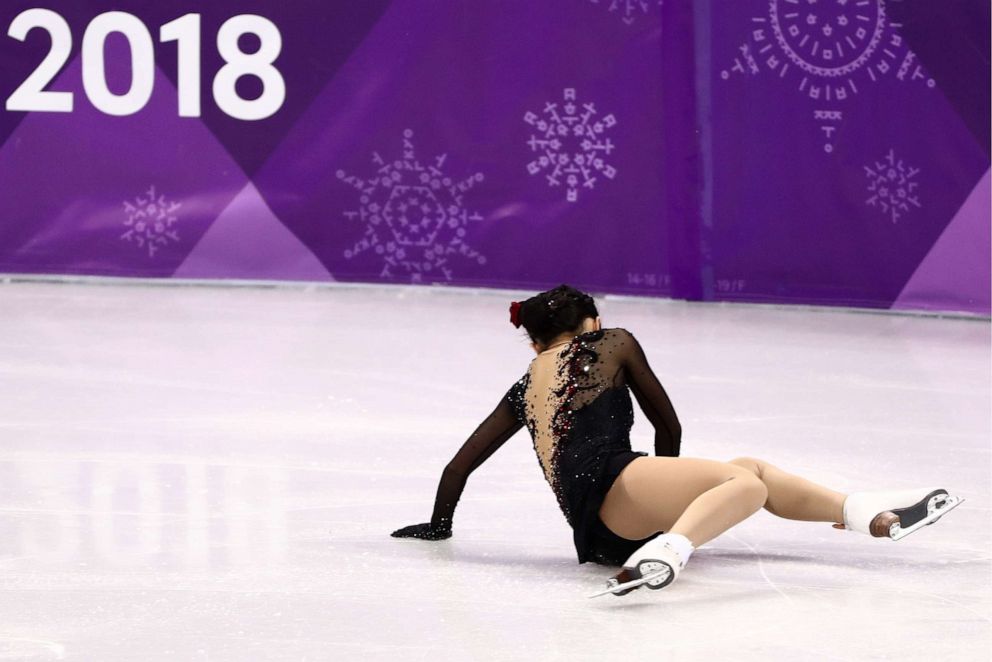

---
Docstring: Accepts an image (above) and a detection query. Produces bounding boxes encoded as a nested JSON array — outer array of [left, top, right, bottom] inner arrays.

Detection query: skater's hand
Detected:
[[391, 523, 452, 541], [832, 523, 846, 530]]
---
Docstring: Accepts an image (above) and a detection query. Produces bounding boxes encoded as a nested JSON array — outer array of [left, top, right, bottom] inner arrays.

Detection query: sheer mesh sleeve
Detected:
[[617, 329, 682, 457], [429, 381, 525, 530]]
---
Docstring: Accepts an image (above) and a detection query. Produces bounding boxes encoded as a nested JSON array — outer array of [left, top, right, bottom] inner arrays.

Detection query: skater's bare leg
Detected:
[[598, 457, 768, 548], [664, 475, 769, 547], [728, 456, 846, 523]]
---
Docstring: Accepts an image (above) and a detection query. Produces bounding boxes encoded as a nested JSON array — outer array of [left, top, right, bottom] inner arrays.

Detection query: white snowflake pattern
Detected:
[[524, 88, 618, 202], [721, 0, 935, 153], [120, 185, 182, 258], [864, 149, 921, 223], [336, 129, 487, 283], [588, 0, 662, 26]]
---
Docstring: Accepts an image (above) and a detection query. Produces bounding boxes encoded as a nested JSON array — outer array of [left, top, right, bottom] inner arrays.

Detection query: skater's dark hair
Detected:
[[510, 284, 599, 346]]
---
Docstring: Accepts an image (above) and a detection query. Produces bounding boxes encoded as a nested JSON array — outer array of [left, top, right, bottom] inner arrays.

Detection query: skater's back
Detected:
[[516, 327, 682, 498]]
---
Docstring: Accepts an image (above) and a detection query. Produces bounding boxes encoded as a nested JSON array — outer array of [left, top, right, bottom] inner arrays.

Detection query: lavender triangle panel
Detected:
[[174, 182, 333, 281], [893, 170, 991, 315]]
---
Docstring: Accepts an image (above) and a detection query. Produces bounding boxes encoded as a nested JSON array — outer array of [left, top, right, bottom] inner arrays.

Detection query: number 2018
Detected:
[[5, 9, 286, 120]]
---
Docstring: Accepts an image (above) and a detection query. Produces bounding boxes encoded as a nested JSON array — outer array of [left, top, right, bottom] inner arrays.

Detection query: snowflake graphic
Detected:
[[721, 0, 935, 153], [524, 88, 618, 202], [336, 129, 487, 283], [120, 185, 182, 258], [588, 0, 662, 26], [864, 149, 921, 223]]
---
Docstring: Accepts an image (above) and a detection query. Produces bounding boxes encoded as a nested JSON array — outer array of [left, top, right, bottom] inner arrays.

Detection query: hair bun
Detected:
[[514, 284, 599, 346]]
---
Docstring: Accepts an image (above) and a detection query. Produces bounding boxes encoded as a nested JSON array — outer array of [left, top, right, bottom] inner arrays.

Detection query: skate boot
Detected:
[[587, 533, 691, 598], [841, 487, 964, 541]]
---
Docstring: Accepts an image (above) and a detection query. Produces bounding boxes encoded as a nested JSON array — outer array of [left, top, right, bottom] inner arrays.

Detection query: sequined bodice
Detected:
[[428, 327, 681, 536], [511, 329, 639, 524]]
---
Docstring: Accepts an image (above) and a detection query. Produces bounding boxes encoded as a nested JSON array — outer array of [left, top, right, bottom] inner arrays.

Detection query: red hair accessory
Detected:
[[509, 301, 522, 328]]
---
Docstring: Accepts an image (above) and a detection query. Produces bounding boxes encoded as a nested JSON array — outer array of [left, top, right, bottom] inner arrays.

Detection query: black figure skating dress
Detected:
[[428, 328, 682, 565]]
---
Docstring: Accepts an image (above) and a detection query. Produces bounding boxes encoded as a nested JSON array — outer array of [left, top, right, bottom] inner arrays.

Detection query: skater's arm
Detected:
[[426, 392, 523, 532], [619, 329, 682, 457], [392, 380, 524, 539]]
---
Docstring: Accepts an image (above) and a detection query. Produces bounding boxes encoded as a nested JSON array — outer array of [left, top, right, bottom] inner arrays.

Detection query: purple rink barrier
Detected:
[[0, 1, 988, 315]]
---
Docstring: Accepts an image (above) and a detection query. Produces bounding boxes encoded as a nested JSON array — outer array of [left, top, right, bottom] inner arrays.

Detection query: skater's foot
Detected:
[[588, 561, 674, 598], [588, 533, 692, 598], [841, 488, 964, 541]]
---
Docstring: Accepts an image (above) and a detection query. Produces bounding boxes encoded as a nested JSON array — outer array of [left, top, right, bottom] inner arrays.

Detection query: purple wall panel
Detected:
[[708, 0, 989, 313], [0, 1, 988, 314], [0, 43, 245, 276], [250, 0, 671, 293]]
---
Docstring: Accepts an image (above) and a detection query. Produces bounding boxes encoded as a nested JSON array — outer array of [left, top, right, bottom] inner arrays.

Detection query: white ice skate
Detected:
[[841, 487, 964, 541], [587, 536, 686, 599]]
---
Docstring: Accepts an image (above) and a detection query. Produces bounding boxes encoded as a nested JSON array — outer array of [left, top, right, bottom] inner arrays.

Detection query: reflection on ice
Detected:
[[6, 460, 286, 567]]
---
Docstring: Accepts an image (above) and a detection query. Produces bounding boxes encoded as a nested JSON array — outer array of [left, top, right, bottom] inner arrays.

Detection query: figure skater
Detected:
[[391, 285, 962, 597]]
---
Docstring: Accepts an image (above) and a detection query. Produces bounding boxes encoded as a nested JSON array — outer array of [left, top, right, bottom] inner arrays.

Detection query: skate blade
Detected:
[[586, 565, 671, 599], [890, 495, 964, 541]]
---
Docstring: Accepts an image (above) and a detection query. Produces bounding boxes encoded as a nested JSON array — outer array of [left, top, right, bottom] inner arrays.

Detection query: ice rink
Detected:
[[0, 280, 989, 661]]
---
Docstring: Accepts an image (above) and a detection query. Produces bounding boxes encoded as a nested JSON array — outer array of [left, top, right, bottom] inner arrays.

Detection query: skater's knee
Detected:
[[715, 464, 767, 510], [728, 456, 764, 479], [727, 474, 768, 511], [747, 475, 768, 506]]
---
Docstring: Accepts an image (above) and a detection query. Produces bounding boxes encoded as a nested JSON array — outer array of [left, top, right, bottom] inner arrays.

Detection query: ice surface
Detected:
[[0, 281, 988, 661]]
